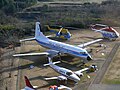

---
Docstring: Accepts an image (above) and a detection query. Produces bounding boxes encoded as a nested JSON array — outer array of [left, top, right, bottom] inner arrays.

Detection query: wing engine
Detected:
[[74, 72, 84, 77]]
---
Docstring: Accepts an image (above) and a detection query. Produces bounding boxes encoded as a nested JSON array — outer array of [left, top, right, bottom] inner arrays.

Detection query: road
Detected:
[[0, 48, 19, 90], [88, 43, 120, 90]]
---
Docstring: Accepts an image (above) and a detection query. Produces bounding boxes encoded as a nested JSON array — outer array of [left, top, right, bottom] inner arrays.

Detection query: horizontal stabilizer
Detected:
[[46, 35, 53, 38], [20, 38, 35, 42], [13, 52, 49, 57], [53, 61, 61, 65], [21, 86, 38, 90], [43, 63, 50, 66], [58, 85, 72, 90], [43, 61, 61, 66], [33, 86, 38, 88]]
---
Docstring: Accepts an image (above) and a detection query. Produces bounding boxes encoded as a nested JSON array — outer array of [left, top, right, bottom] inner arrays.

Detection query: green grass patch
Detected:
[[102, 79, 120, 84]]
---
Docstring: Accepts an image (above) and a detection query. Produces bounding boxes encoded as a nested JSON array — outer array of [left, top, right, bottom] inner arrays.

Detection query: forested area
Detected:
[[0, 0, 120, 48], [0, 0, 37, 13], [0, 0, 37, 47]]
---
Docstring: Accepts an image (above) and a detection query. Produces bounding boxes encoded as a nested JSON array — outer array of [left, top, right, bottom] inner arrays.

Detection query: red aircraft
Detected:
[[91, 24, 119, 40]]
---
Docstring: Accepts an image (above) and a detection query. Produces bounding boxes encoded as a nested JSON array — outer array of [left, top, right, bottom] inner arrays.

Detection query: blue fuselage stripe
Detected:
[[36, 39, 87, 57]]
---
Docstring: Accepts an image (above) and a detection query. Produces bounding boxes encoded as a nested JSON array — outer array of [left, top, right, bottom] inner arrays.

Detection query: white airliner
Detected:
[[22, 76, 72, 90], [13, 22, 103, 61], [44, 57, 97, 83]]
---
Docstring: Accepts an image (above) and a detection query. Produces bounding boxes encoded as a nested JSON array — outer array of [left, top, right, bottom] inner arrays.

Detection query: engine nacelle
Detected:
[[47, 50, 61, 57], [58, 76, 67, 81], [75, 72, 84, 77]]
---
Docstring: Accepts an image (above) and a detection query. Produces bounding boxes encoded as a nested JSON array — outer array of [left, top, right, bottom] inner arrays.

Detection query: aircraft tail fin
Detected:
[[24, 76, 34, 89], [35, 22, 48, 40], [43, 57, 61, 66], [19, 22, 48, 42]]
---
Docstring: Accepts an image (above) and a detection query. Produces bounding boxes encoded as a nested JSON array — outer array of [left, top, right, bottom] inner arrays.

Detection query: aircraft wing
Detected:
[[20, 35, 53, 42], [45, 76, 67, 80], [78, 39, 103, 48], [74, 68, 89, 74], [13, 52, 49, 57], [58, 85, 72, 90], [44, 77, 58, 80]]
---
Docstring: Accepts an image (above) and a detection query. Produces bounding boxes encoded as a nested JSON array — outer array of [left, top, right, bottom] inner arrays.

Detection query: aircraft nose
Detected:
[[116, 35, 119, 38], [87, 56, 92, 61], [76, 77, 80, 81], [74, 76, 80, 82], [74, 77, 80, 82], [71, 74, 80, 82]]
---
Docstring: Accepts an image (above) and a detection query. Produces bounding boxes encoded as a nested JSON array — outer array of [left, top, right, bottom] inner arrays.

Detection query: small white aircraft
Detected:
[[21, 76, 38, 90], [13, 22, 103, 61], [22, 76, 72, 90], [44, 57, 97, 83], [91, 24, 119, 40]]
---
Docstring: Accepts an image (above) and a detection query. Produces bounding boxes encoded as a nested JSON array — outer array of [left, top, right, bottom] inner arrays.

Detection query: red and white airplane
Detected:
[[22, 76, 72, 90], [90, 24, 119, 40], [21, 76, 38, 90]]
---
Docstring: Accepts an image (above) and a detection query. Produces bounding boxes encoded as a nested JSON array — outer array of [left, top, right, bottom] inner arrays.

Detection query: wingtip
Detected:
[[13, 54, 17, 57]]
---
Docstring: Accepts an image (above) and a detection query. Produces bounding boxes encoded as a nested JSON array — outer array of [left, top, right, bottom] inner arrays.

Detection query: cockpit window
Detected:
[[66, 72, 72, 76], [79, 52, 86, 55]]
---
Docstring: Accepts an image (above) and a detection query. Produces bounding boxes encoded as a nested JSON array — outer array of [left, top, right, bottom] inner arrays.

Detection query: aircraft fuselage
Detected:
[[36, 38, 92, 61], [50, 63, 80, 82]]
